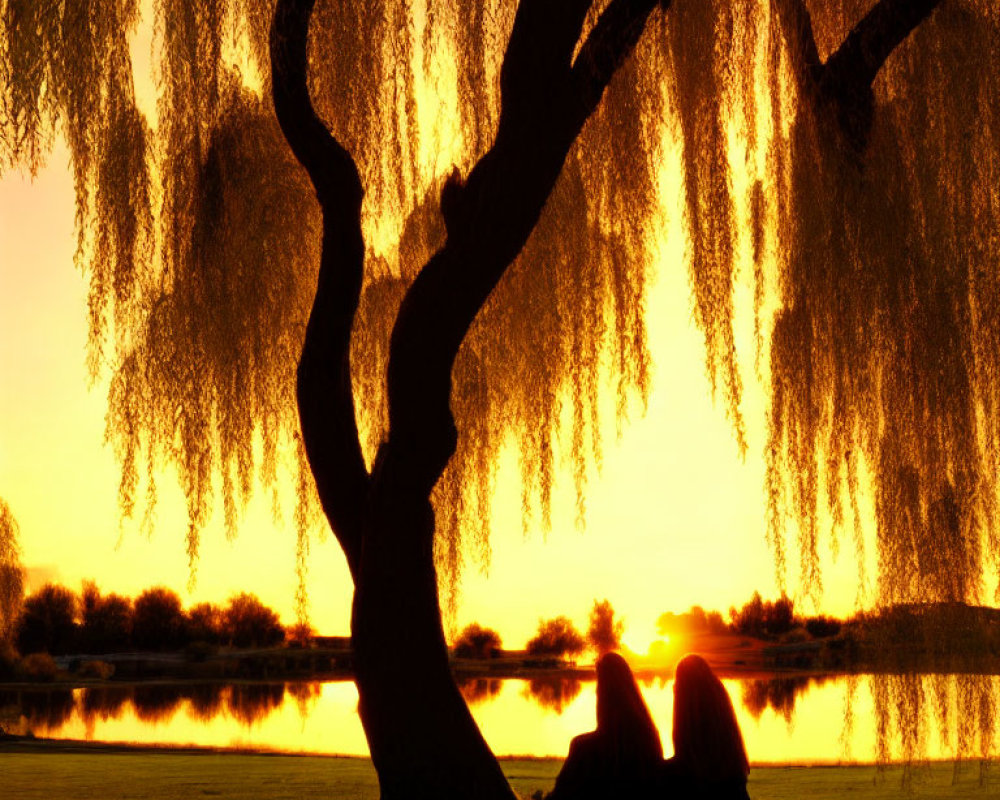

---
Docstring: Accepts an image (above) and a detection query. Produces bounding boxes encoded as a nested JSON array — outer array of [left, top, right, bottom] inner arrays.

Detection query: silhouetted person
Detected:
[[661, 654, 750, 799], [547, 652, 663, 799]]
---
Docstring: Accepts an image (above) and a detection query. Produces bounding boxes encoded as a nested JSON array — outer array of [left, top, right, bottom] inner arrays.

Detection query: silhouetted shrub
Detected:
[[0, 561, 23, 644], [779, 628, 809, 645], [526, 617, 585, 659], [0, 640, 18, 680], [186, 602, 223, 645], [132, 587, 186, 651], [586, 599, 623, 655], [77, 660, 115, 680], [286, 622, 314, 648], [704, 610, 728, 634], [730, 592, 796, 638], [17, 584, 78, 655], [453, 623, 502, 659], [764, 595, 795, 636], [524, 677, 582, 713], [805, 615, 842, 639], [222, 593, 285, 649], [79, 582, 132, 653], [20, 652, 59, 682], [184, 640, 218, 662], [729, 593, 764, 636]]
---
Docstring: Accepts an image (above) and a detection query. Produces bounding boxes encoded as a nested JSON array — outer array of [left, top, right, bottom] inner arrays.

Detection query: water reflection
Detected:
[[459, 677, 502, 705], [740, 675, 830, 723], [228, 683, 285, 726], [80, 686, 130, 738], [133, 685, 184, 723], [81, 686, 130, 722], [187, 683, 225, 721], [4, 674, 1000, 764], [20, 689, 75, 729], [522, 677, 582, 713], [864, 673, 1000, 764], [286, 680, 322, 719], [7, 683, 298, 735]]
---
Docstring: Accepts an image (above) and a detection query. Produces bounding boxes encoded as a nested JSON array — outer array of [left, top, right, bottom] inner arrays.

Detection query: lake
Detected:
[[3, 673, 997, 764]]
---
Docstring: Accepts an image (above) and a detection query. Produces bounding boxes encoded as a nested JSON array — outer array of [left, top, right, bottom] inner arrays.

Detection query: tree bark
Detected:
[[353, 452, 514, 799], [271, 0, 367, 577], [271, 0, 664, 797]]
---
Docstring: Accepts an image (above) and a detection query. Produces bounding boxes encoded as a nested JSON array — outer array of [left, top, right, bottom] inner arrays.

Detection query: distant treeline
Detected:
[[450, 594, 848, 666], [451, 591, 1000, 674], [656, 593, 843, 641], [715, 593, 1000, 671], [5, 581, 289, 659], [452, 599, 625, 662]]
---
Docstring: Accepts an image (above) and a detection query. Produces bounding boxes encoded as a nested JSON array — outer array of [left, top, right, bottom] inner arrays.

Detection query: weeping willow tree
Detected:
[[687, 0, 999, 766], [0, 500, 23, 643], [3, 0, 1000, 793]]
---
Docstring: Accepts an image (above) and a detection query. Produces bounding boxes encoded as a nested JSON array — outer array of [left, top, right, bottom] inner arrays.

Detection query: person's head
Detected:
[[595, 651, 663, 763], [672, 654, 749, 781]]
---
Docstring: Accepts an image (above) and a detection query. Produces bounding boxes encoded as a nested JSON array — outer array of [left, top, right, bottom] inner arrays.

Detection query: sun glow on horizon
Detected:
[[621, 623, 667, 660]]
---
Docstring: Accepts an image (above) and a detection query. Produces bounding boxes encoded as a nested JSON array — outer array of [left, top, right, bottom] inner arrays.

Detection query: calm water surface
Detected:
[[3, 674, 996, 764]]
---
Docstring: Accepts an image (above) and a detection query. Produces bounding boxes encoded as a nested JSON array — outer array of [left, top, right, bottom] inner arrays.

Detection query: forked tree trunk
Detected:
[[271, 0, 655, 796]]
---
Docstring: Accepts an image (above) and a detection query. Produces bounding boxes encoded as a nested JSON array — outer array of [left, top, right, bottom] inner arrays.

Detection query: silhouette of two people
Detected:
[[546, 651, 663, 799], [548, 652, 750, 799]]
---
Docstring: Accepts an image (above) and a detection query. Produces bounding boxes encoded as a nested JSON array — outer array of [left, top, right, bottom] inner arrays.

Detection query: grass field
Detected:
[[3, 741, 1000, 798]]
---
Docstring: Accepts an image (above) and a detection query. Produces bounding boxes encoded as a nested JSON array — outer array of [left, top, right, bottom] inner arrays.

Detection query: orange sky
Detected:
[[0, 133, 879, 655], [0, 5, 888, 656]]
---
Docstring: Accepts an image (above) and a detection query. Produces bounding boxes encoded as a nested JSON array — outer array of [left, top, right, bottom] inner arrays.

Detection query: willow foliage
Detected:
[[762, 1, 1000, 609], [0, 0, 660, 611], [0, 499, 24, 642], [2, 0, 999, 627]]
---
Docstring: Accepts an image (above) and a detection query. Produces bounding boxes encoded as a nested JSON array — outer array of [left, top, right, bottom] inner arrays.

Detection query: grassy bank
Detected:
[[3, 740, 1000, 798]]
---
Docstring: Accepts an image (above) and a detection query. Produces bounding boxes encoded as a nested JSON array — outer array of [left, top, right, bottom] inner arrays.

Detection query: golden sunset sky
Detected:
[[0, 8, 882, 656], [0, 150, 878, 655]]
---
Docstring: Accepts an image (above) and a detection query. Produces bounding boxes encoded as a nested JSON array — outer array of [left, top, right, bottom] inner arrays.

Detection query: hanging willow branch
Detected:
[[763, 0, 999, 607], [3, 0, 998, 630], [0, 499, 23, 643]]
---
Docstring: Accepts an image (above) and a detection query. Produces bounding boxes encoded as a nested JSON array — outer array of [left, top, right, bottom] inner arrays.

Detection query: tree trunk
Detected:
[[271, 0, 666, 796], [351, 443, 516, 799]]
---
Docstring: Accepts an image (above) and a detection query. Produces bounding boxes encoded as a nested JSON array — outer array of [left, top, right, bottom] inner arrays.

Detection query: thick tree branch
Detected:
[[271, 0, 361, 200], [384, 0, 667, 497], [824, 0, 944, 93], [783, 0, 945, 151], [271, 0, 367, 577], [572, 0, 671, 111]]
